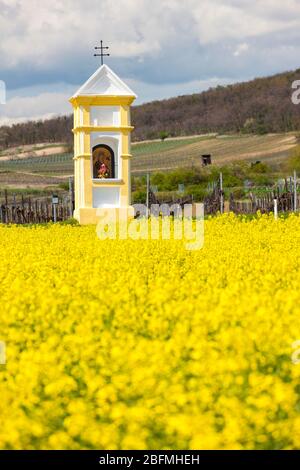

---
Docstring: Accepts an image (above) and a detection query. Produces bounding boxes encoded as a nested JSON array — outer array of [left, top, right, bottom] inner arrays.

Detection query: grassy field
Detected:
[[0, 133, 297, 192], [131, 133, 297, 173]]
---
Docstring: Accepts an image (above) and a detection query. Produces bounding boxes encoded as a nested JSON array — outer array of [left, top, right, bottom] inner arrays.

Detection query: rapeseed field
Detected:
[[0, 214, 300, 449]]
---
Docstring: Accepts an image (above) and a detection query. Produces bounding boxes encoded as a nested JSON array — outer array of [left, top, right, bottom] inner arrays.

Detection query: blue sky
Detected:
[[0, 0, 300, 124]]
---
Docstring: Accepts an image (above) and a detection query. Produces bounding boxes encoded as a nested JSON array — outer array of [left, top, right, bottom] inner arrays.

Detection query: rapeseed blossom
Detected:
[[0, 213, 300, 449]]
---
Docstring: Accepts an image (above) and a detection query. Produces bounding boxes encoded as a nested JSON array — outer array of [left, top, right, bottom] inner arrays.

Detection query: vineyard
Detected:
[[0, 133, 298, 215], [0, 134, 297, 180], [0, 153, 73, 175]]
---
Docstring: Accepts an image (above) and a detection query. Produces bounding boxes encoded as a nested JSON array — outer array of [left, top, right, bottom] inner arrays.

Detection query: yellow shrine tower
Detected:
[[69, 64, 137, 224]]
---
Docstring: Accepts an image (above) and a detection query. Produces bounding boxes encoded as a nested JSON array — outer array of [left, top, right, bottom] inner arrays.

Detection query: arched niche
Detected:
[[92, 144, 115, 179]]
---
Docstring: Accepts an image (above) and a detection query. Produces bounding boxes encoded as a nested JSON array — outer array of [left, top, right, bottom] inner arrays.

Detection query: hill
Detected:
[[132, 68, 300, 140], [0, 133, 297, 188], [0, 68, 300, 148], [131, 133, 298, 173]]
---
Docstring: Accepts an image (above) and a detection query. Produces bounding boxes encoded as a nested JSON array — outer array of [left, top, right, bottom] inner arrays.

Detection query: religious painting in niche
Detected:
[[92, 144, 115, 179]]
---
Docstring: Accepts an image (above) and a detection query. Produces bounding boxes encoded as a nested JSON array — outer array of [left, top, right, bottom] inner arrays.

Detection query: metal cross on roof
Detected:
[[94, 40, 110, 66]]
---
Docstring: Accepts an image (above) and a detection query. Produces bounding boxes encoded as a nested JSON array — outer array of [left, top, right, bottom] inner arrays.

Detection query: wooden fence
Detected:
[[204, 183, 224, 215], [229, 191, 300, 214], [1, 186, 299, 224], [148, 189, 193, 208], [0, 190, 73, 224], [203, 176, 300, 215]]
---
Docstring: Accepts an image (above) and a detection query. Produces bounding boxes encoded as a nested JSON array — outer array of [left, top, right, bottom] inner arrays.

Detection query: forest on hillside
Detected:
[[1, 68, 300, 149]]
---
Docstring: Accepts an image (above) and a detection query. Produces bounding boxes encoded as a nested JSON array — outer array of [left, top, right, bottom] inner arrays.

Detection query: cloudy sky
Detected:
[[0, 0, 300, 125]]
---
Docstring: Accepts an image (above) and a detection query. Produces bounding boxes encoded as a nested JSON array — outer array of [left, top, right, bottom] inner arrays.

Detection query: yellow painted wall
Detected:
[[70, 95, 135, 224]]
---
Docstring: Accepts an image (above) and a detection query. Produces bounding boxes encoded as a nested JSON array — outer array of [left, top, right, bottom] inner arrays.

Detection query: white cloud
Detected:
[[0, 0, 300, 123], [0, 91, 70, 125], [191, 0, 296, 44], [0, 0, 300, 68], [0, 76, 235, 125], [129, 76, 235, 104], [234, 43, 249, 57]]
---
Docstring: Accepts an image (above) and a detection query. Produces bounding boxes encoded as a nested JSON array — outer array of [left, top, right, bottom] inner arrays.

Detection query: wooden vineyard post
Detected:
[[220, 172, 224, 214], [294, 170, 297, 212], [4, 189, 8, 224], [69, 177, 74, 218], [21, 195, 25, 223], [146, 173, 150, 217], [28, 197, 32, 223], [35, 200, 39, 223]]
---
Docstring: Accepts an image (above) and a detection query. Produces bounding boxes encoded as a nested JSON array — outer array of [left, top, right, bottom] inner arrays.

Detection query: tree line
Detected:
[[1, 68, 300, 149]]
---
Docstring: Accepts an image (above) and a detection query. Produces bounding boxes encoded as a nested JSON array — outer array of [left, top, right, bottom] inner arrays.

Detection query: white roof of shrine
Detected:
[[72, 64, 137, 98]]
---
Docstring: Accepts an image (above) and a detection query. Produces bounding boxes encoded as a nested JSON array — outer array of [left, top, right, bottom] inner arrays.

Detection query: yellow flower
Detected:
[[0, 214, 300, 449]]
